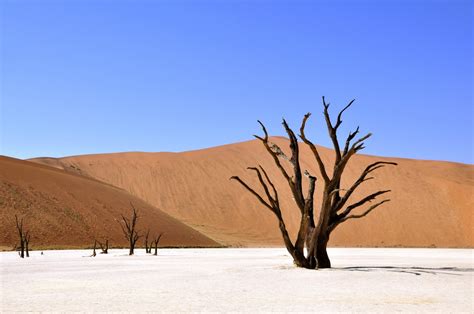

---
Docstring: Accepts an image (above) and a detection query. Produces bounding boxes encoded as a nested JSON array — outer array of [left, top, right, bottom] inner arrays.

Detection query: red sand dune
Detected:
[[30, 138, 474, 248], [0, 156, 218, 249]]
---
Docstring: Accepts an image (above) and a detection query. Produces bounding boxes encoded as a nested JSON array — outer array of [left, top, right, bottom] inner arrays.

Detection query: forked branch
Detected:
[[338, 190, 391, 219], [339, 199, 391, 223], [333, 161, 398, 213], [299, 113, 330, 183]]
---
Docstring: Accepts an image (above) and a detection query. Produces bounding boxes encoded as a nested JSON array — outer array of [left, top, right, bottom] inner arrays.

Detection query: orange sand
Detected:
[[29, 138, 473, 248], [0, 156, 218, 249]]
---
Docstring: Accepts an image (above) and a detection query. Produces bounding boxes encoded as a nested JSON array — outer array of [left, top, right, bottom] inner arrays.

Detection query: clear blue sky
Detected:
[[1, 0, 472, 163]]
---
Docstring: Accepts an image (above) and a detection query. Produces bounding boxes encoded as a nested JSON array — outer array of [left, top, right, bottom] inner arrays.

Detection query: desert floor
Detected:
[[1, 248, 472, 312]]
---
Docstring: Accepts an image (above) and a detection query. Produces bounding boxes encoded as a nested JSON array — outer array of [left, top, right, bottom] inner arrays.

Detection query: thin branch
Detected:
[[118, 218, 129, 239], [332, 132, 373, 183], [343, 126, 359, 156], [230, 176, 274, 213], [282, 119, 299, 167], [322, 97, 342, 161], [254, 121, 291, 182], [258, 165, 280, 208], [334, 99, 355, 130], [253, 120, 269, 141], [333, 161, 397, 213], [282, 118, 305, 211], [248, 167, 277, 208], [299, 113, 330, 183], [339, 199, 391, 223], [339, 190, 391, 218]]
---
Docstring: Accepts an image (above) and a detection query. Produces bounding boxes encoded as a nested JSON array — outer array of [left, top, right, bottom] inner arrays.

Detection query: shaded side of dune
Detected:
[[0, 156, 219, 249]]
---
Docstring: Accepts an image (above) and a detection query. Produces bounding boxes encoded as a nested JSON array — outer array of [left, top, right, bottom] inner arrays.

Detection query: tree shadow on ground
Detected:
[[336, 266, 474, 276]]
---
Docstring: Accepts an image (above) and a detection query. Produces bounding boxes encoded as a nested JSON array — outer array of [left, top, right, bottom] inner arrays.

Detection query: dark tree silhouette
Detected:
[[152, 233, 163, 256], [14, 215, 30, 258], [91, 240, 97, 257], [98, 239, 109, 254], [119, 203, 141, 255], [231, 97, 397, 269], [24, 231, 31, 257], [144, 229, 151, 253]]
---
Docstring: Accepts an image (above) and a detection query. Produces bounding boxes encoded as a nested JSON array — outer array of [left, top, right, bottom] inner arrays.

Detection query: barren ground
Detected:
[[1, 248, 472, 312]]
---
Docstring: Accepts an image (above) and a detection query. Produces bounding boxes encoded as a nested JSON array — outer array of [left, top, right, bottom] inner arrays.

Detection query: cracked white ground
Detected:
[[1, 248, 472, 312]]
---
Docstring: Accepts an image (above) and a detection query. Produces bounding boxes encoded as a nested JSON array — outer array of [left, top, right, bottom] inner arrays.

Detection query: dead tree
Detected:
[[144, 229, 151, 253], [15, 215, 25, 258], [98, 239, 109, 254], [91, 240, 97, 257], [24, 231, 31, 258], [231, 97, 397, 269], [119, 203, 141, 255], [152, 233, 163, 256]]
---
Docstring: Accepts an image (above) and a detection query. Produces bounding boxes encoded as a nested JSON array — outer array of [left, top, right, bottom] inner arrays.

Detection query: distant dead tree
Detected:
[[119, 203, 141, 255], [98, 239, 109, 254], [152, 233, 163, 256], [15, 215, 31, 258], [24, 231, 31, 258], [91, 240, 97, 257], [144, 229, 151, 253], [231, 97, 397, 269]]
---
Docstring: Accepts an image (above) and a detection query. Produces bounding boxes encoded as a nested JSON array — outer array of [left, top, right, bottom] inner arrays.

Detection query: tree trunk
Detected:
[[129, 241, 134, 256], [19, 241, 24, 258], [99, 240, 109, 254], [291, 250, 311, 269], [25, 241, 29, 258], [316, 236, 331, 268]]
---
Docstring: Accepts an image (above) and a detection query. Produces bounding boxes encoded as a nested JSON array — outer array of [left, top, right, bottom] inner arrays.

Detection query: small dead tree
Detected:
[[119, 203, 141, 256], [144, 229, 151, 253], [98, 239, 109, 254], [152, 233, 163, 256], [24, 231, 31, 258], [231, 97, 397, 269], [91, 240, 97, 257], [15, 215, 25, 258]]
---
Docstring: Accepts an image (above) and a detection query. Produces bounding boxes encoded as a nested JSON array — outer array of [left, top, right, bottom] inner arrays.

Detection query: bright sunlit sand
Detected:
[[1, 248, 472, 312]]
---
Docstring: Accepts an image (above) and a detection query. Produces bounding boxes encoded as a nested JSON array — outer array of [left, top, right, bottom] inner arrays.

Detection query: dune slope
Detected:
[[30, 138, 474, 247], [0, 156, 218, 249]]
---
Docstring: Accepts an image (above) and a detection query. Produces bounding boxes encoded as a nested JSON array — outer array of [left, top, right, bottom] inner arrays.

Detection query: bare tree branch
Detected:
[[247, 167, 277, 209], [343, 126, 359, 156], [299, 113, 330, 183], [254, 120, 292, 182], [339, 190, 391, 219], [333, 161, 398, 213], [334, 99, 355, 130], [153, 233, 163, 256], [339, 199, 391, 223], [230, 176, 274, 213], [258, 165, 280, 208], [282, 119, 305, 211], [322, 96, 343, 162]]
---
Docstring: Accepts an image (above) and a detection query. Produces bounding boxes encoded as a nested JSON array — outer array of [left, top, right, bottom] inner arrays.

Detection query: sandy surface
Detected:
[[1, 248, 472, 312], [30, 138, 474, 247], [0, 156, 218, 248]]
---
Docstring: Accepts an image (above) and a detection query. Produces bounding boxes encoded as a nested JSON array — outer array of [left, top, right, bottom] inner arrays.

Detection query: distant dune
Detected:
[[29, 138, 473, 248], [0, 156, 219, 249]]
